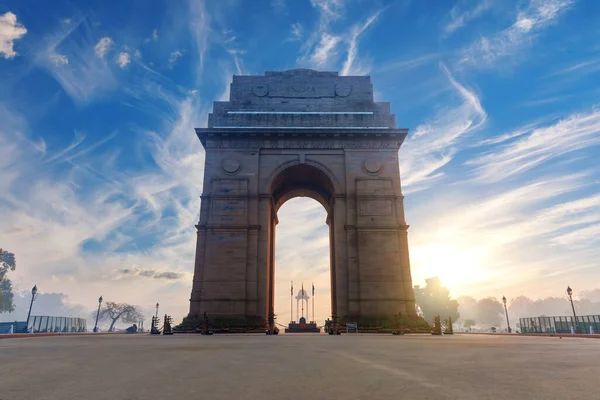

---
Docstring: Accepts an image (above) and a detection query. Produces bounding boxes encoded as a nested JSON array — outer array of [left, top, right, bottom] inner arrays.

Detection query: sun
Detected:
[[411, 242, 490, 294]]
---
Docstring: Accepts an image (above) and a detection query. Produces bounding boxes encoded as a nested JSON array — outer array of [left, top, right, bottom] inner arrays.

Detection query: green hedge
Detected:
[[174, 315, 266, 333]]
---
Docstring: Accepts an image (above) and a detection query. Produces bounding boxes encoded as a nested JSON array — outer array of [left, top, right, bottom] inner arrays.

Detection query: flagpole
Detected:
[[301, 283, 304, 319], [312, 282, 315, 323], [291, 281, 293, 323]]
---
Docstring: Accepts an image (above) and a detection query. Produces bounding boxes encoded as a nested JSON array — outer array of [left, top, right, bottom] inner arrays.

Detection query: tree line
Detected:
[[414, 277, 600, 329]]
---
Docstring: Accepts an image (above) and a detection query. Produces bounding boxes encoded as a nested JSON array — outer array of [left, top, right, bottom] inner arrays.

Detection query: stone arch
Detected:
[[269, 163, 336, 215]]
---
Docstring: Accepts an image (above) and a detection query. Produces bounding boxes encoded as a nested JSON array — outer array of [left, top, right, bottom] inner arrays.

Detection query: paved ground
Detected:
[[1, 333, 599, 400]]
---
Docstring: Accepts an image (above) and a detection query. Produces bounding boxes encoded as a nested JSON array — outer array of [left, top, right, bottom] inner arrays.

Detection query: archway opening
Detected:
[[269, 163, 336, 331], [274, 197, 332, 329]]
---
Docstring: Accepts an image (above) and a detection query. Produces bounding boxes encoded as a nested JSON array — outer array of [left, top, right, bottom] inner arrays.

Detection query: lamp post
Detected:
[[567, 286, 578, 333], [155, 302, 159, 319], [502, 296, 511, 333], [93, 295, 103, 332], [25, 285, 38, 333]]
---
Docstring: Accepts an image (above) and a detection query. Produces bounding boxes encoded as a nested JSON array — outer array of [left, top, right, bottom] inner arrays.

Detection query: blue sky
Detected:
[[1, 0, 600, 326]]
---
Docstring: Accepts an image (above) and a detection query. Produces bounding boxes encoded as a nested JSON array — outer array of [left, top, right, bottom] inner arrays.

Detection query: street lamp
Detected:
[[25, 285, 38, 333], [93, 295, 103, 332], [567, 286, 578, 333], [155, 302, 159, 319], [502, 296, 511, 333]]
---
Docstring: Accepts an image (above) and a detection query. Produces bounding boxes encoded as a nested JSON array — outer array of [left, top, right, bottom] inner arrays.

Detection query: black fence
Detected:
[[519, 315, 600, 334]]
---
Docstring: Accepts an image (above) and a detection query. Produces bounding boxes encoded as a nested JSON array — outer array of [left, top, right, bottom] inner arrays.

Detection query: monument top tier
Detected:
[[204, 69, 399, 132]]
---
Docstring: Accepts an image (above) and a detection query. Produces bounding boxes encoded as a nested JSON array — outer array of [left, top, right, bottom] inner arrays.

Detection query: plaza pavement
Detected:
[[1, 333, 598, 400]]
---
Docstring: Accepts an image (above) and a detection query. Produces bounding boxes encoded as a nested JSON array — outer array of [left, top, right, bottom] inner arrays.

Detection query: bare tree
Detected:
[[96, 301, 143, 331]]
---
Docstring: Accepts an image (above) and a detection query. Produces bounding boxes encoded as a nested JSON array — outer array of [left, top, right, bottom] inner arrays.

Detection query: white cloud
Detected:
[[152, 28, 158, 40], [49, 53, 69, 65], [289, 23, 303, 41], [189, 1, 210, 83], [94, 37, 113, 58], [0, 11, 27, 59], [35, 18, 116, 105], [400, 63, 487, 192], [468, 108, 600, 182], [461, 0, 573, 66], [445, 0, 493, 34], [298, 0, 345, 68], [116, 52, 131, 68], [0, 73, 209, 323], [310, 0, 344, 21], [168, 49, 184, 68], [340, 11, 380, 76], [309, 33, 340, 66]]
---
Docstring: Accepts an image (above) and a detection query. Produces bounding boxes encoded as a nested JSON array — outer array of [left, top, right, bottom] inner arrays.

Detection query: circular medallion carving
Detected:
[[335, 84, 352, 97], [363, 158, 382, 174], [222, 159, 241, 174], [252, 85, 269, 97]]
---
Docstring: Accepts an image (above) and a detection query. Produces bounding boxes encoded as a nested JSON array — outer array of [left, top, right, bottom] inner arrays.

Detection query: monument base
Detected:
[[285, 317, 320, 333]]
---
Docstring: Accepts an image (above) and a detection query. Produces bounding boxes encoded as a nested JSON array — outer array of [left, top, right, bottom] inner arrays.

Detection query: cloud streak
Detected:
[[461, 0, 573, 67], [468, 108, 600, 182], [400, 63, 487, 192]]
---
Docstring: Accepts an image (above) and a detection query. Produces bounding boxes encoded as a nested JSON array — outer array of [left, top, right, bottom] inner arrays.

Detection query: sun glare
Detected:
[[411, 243, 490, 294]]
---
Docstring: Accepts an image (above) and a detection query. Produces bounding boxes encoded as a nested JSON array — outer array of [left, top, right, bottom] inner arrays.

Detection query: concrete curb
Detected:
[[0, 332, 126, 340], [455, 332, 600, 339]]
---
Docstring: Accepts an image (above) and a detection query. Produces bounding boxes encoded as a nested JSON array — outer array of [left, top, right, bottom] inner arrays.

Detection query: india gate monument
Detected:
[[186, 69, 417, 328]]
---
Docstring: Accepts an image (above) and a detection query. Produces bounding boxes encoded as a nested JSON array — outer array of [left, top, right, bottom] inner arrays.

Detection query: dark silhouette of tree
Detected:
[[463, 319, 476, 329], [96, 301, 143, 331], [475, 297, 503, 326], [413, 277, 459, 322], [0, 249, 17, 313]]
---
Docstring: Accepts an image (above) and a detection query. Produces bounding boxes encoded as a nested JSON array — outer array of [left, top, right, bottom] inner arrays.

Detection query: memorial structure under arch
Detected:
[[187, 69, 417, 327]]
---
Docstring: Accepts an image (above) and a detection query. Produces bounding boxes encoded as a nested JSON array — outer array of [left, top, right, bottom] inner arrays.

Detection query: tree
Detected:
[[475, 297, 504, 326], [463, 319, 476, 329], [96, 301, 143, 331], [413, 277, 459, 323], [456, 295, 478, 325], [0, 248, 17, 313]]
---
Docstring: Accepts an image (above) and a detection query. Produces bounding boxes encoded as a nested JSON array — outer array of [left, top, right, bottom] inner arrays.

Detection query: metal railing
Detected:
[[26, 316, 87, 333], [519, 315, 600, 334]]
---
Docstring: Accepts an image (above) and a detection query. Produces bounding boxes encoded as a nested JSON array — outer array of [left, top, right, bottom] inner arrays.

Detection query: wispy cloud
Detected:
[[49, 52, 69, 65], [376, 53, 441, 74], [116, 267, 186, 281], [545, 58, 600, 78], [445, 0, 493, 34], [299, 1, 380, 73], [468, 108, 600, 182], [94, 37, 113, 58], [298, 0, 344, 68], [189, 0, 211, 83], [288, 23, 303, 41], [400, 63, 487, 192], [35, 17, 116, 105], [340, 11, 380, 76], [116, 52, 131, 68], [168, 49, 184, 68], [460, 0, 573, 67], [0, 11, 27, 59], [310, 33, 341, 67]]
